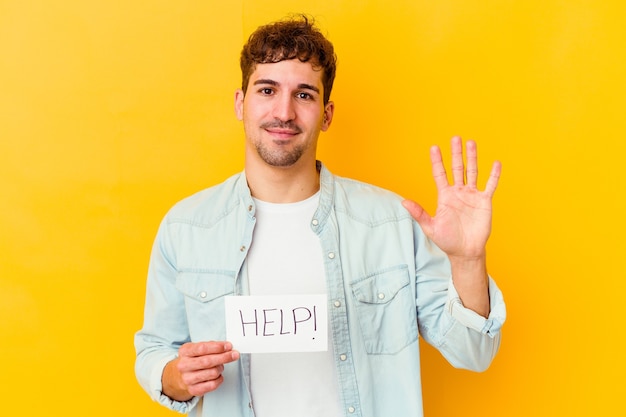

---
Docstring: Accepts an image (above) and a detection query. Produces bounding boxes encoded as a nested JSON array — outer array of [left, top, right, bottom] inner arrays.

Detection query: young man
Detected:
[[135, 15, 505, 417]]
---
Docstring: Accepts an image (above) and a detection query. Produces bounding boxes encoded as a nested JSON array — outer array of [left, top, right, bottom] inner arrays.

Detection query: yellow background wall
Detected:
[[1, 0, 624, 415]]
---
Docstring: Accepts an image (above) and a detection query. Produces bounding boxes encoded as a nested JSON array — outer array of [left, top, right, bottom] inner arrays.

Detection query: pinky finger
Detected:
[[188, 375, 225, 397], [484, 161, 502, 196]]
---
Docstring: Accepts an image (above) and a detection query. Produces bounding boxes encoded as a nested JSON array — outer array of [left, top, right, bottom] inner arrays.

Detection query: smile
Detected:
[[265, 128, 300, 139], [261, 120, 302, 138]]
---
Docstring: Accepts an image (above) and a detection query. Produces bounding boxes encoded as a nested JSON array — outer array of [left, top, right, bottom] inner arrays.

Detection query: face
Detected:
[[235, 59, 334, 168]]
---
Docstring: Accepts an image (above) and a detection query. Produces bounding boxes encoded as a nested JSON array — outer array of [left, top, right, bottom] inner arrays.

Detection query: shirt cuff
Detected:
[[445, 277, 506, 337]]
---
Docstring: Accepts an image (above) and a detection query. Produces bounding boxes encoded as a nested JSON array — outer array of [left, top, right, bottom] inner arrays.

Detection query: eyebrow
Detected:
[[253, 79, 320, 94]]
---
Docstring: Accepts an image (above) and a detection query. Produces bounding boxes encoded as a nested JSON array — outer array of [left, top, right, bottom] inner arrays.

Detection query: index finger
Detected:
[[430, 145, 449, 191], [179, 341, 234, 358]]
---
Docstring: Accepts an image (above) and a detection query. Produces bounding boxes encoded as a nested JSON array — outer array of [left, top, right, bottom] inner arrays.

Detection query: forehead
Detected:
[[249, 59, 324, 87]]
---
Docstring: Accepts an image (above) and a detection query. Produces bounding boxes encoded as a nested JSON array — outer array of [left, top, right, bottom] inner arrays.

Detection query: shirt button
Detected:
[[248, 205, 253, 212], [312, 219, 319, 226], [328, 252, 335, 259], [340, 354, 347, 361], [348, 406, 356, 413], [334, 300, 341, 308], [240, 245, 246, 252], [378, 292, 385, 300], [200, 291, 207, 298]]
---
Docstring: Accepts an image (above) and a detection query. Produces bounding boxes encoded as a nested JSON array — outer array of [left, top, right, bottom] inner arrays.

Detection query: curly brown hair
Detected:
[[240, 15, 337, 104]]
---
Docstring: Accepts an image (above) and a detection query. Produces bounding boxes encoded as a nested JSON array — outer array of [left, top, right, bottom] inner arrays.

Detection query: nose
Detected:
[[271, 94, 296, 122]]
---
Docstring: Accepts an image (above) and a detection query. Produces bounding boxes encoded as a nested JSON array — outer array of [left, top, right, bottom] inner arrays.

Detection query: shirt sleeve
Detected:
[[413, 224, 506, 372], [446, 276, 506, 337], [134, 217, 200, 413]]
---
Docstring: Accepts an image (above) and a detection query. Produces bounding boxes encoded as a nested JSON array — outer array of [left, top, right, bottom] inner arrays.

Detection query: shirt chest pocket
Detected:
[[351, 265, 418, 354], [175, 272, 236, 341]]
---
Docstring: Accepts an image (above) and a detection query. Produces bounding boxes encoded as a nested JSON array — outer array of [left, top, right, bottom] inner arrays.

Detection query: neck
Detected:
[[245, 157, 320, 203]]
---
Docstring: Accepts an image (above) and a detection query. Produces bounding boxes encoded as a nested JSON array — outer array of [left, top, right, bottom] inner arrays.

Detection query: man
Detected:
[[135, 15, 505, 417]]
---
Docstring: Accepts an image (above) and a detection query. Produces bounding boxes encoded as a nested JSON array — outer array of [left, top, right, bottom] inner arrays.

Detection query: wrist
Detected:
[[162, 358, 193, 402], [449, 255, 490, 318], [448, 253, 487, 273]]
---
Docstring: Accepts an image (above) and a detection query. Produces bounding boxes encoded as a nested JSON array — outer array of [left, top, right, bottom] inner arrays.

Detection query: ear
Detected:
[[321, 101, 335, 132], [234, 89, 244, 121]]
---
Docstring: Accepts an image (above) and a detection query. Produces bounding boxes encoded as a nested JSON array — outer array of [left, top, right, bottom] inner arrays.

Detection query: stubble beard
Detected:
[[253, 120, 308, 167], [254, 139, 307, 167]]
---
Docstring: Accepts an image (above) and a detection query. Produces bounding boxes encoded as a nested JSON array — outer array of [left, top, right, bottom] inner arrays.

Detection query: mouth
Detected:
[[261, 121, 302, 140], [265, 128, 301, 140]]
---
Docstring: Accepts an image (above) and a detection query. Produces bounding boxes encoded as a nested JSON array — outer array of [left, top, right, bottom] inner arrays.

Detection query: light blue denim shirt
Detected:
[[135, 162, 506, 417]]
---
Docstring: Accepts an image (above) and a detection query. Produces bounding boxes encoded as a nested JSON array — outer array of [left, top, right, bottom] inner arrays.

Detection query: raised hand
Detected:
[[402, 136, 501, 260], [402, 136, 501, 317]]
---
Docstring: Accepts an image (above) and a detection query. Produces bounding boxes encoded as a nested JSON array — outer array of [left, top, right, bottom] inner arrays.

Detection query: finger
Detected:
[[401, 200, 433, 238], [177, 349, 239, 375], [484, 160, 502, 196], [465, 140, 478, 188], [180, 341, 233, 358], [429, 145, 449, 191], [450, 136, 465, 185], [182, 364, 225, 386], [187, 374, 225, 397]]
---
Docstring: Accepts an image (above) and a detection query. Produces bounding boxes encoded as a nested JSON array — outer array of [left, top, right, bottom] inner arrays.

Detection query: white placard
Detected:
[[224, 294, 327, 353]]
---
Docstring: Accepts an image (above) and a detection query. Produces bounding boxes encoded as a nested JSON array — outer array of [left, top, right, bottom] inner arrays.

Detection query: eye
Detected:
[[258, 87, 274, 95], [296, 92, 314, 100]]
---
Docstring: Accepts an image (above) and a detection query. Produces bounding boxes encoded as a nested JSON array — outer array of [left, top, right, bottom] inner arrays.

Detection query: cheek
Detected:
[[243, 100, 269, 121]]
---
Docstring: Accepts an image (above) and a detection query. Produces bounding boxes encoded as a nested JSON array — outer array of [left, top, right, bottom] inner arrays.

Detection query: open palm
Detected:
[[402, 137, 501, 259]]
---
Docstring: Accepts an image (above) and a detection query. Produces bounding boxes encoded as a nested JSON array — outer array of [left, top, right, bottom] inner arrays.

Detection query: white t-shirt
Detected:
[[247, 192, 342, 417]]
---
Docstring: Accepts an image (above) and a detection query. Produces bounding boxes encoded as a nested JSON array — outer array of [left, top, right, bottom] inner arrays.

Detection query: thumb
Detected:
[[402, 199, 433, 235]]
